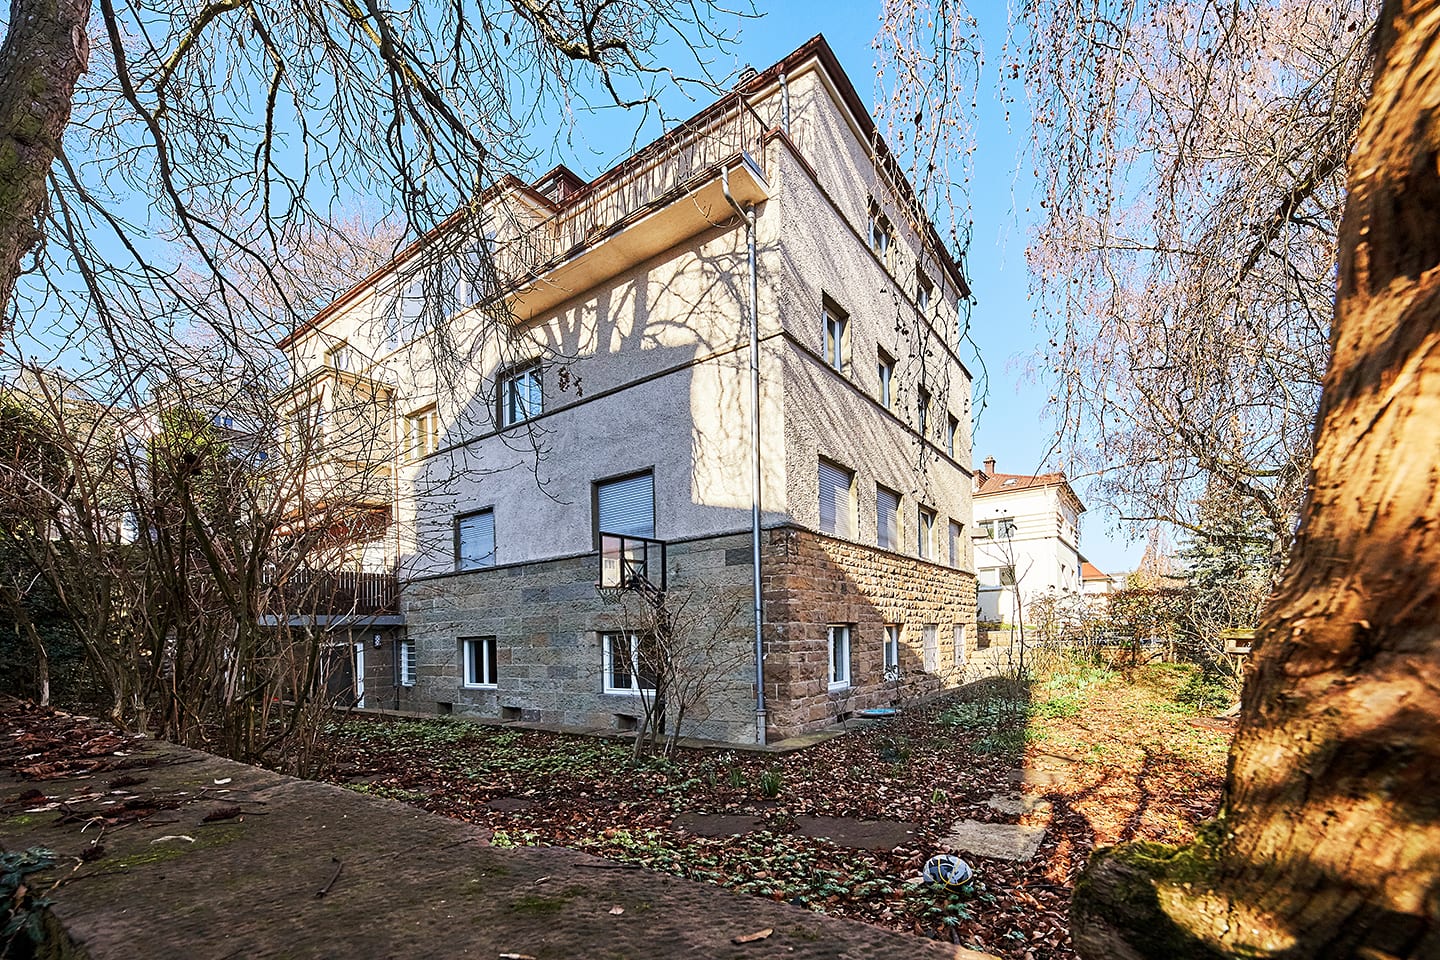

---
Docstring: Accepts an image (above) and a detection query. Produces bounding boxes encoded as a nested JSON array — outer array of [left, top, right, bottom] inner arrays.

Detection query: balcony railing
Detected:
[[496, 92, 774, 284], [266, 569, 399, 617]]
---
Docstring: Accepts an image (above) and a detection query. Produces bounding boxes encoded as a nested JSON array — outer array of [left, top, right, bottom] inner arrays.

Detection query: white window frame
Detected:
[[405, 406, 439, 460], [822, 301, 848, 374], [499, 363, 543, 427], [398, 638, 417, 687], [868, 200, 893, 264], [883, 624, 901, 679], [877, 349, 895, 409], [917, 506, 936, 560], [954, 624, 968, 665], [326, 341, 353, 373], [602, 631, 656, 695], [827, 624, 852, 690], [949, 520, 964, 567], [461, 636, 497, 688]]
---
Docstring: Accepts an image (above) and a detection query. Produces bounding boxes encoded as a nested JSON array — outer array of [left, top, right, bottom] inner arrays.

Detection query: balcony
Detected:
[[495, 93, 776, 321], [262, 569, 401, 627]]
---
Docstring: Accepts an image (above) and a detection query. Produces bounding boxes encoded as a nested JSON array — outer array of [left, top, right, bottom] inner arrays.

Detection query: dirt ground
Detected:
[[319, 658, 1233, 959]]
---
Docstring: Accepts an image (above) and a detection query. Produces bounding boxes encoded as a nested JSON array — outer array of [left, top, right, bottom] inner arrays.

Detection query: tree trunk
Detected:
[[0, 0, 89, 325], [1071, 0, 1440, 956]]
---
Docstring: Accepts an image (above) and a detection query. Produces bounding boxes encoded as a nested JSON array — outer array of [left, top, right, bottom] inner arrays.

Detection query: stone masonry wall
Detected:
[[395, 532, 758, 743], [761, 525, 978, 740]]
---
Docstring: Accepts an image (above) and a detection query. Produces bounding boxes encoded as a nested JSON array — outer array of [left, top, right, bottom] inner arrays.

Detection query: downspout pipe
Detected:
[[721, 165, 766, 745], [779, 73, 790, 135]]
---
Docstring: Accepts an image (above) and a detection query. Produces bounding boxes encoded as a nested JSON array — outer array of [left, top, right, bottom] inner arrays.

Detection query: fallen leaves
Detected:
[[732, 928, 773, 944]]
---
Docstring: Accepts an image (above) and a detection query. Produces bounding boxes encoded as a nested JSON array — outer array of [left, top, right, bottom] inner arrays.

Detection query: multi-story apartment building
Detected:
[[277, 36, 978, 743], [972, 457, 1086, 625]]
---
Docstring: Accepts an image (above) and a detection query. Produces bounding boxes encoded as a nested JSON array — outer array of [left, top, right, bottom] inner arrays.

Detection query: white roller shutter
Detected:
[[597, 472, 654, 538]]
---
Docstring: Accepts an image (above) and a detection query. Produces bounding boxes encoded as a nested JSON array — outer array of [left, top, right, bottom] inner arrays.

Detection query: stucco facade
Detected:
[[279, 36, 978, 743], [971, 458, 1086, 625]]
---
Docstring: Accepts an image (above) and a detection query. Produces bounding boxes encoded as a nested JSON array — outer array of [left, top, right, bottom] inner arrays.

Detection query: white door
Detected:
[[354, 642, 366, 707]]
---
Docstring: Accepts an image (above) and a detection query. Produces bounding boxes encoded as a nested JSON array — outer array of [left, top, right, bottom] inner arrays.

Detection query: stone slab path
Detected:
[[1, 739, 997, 960]]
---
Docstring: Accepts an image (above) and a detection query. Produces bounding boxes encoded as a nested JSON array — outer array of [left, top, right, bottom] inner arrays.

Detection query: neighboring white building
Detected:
[[1081, 560, 1121, 600], [971, 457, 1085, 624], [276, 36, 979, 743]]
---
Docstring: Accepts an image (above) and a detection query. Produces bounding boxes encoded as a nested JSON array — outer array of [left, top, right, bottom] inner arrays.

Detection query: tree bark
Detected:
[[0, 0, 89, 327], [1072, 0, 1440, 955]]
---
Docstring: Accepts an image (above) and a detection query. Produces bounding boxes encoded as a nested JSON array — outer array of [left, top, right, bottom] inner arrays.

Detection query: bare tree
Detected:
[[1012, 0, 1377, 559], [1071, 0, 1440, 951]]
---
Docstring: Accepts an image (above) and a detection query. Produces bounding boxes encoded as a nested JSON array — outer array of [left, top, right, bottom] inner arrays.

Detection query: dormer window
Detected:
[[326, 342, 353, 373]]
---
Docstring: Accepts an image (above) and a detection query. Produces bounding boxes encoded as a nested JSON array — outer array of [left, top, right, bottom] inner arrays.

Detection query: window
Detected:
[[822, 300, 848, 374], [917, 386, 931, 436], [456, 509, 496, 570], [405, 406, 439, 460], [883, 624, 901, 677], [1000, 565, 1017, 586], [461, 636, 497, 688], [917, 273, 934, 313], [877, 349, 895, 409], [398, 639, 417, 686], [827, 625, 851, 689], [917, 506, 936, 560], [978, 518, 1017, 539], [596, 471, 655, 539], [876, 485, 901, 551], [602, 631, 657, 694], [868, 200, 893, 264], [326, 342, 353, 372], [922, 624, 939, 673], [979, 567, 1001, 587], [946, 414, 959, 457], [949, 520, 964, 567], [818, 459, 855, 539], [954, 624, 967, 665], [499, 363, 542, 427]]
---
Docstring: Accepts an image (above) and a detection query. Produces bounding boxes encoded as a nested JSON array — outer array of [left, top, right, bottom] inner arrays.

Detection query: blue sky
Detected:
[[550, 3, 1143, 574]]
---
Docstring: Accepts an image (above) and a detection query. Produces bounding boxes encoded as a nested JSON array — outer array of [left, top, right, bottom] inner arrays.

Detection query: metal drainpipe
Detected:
[[779, 73, 790, 134], [721, 166, 766, 745]]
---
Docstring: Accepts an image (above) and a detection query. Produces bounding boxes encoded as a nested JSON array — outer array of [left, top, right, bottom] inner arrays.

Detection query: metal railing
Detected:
[[496, 93, 775, 284]]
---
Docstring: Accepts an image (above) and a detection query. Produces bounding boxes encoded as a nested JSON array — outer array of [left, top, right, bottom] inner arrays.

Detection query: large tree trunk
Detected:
[[0, 0, 89, 326], [1071, 0, 1440, 956]]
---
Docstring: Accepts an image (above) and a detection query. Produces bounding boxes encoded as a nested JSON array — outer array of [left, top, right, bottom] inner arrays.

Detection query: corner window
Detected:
[[461, 636, 497, 688], [883, 624, 901, 677], [1000, 565, 1017, 586], [868, 200, 893, 264], [499, 363, 543, 427], [877, 485, 901, 551], [405, 405, 439, 460], [822, 299, 849, 374], [596, 471, 655, 540], [917, 506, 937, 560], [818, 459, 855, 539], [948, 520, 964, 567], [398, 639, 417, 686], [827, 624, 852, 689], [456, 509, 496, 571], [603, 631, 657, 694], [877, 348, 895, 409]]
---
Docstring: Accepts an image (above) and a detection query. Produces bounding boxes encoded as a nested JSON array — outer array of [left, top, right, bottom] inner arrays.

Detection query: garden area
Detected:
[[317, 657, 1234, 959]]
